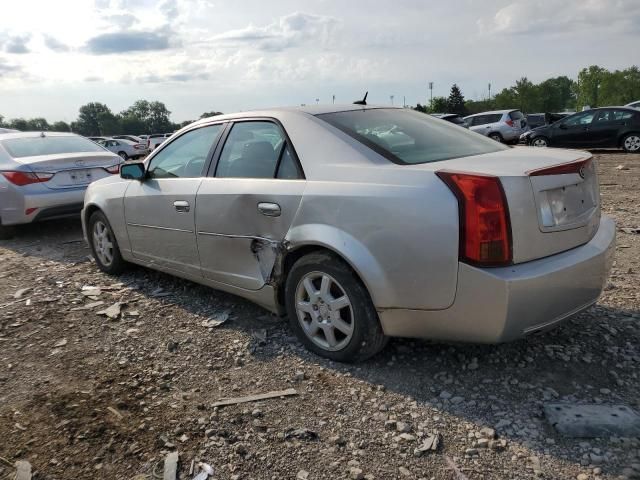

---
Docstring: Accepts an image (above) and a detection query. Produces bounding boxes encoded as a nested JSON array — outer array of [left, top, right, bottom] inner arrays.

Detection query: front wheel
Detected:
[[118, 151, 129, 160], [285, 252, 388, 362], [622, 133, 640, 153], [531, 136, 549, 148], [88, 211, 126, 274], [489, 133, 503, 143]]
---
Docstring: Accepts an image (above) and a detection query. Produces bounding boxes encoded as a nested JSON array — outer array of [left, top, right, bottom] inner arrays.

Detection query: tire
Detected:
[[285, 251, 388, 362], [531, 136, 549, 148], [0, 223, 16, 240], [488, 133, 503, 143], [622, 133, 640, 153], [88, 210, 126, 274], [118, 151, 129, 160]]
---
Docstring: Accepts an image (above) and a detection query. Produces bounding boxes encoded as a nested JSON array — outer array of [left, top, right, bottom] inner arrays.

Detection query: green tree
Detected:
[[25, 118, 50, 131], [50, 121, 71, 132], [7, 118, 28, 131], [576, 65, 607, 109], [73, 102, 115, 136], [447, 84, 466, 115], [200, 111, 223, 119], [120, 99, 172, 133]]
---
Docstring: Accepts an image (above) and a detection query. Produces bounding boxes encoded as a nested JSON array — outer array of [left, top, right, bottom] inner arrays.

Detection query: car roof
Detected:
[[465, 109, 517, 117], [0, 131, 81, 140]]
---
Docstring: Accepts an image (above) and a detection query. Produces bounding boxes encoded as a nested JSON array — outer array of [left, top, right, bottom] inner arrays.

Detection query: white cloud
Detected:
[[213, 12, 339, 52], [479, 0, 640, 35]]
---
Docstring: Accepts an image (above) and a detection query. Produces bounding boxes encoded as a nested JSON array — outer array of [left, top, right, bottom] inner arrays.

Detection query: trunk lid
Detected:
[[15, 152, 121, 190], [434, 147, 600, 263]]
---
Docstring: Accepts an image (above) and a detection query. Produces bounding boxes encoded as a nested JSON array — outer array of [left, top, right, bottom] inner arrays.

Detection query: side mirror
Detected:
[[120, 162, 146, 181]]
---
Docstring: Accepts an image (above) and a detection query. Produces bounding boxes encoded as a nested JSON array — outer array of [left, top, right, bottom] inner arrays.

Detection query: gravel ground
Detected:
[[0, 152, 639, 480]]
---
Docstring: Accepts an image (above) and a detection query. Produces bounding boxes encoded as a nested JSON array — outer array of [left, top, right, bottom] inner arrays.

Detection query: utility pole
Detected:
[[316, 98, 319, 104], [332, 94, 335, 104], [428, 82, 433, 108], [390, 95, 394, 106], [488, 82, 492, 101], [403, 95, 406, 107]]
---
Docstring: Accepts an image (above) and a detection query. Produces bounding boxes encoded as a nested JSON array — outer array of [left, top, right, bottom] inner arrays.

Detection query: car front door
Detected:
[[195, 120, 306, 290], [550, 110, 597, 147], [124, 124, 224, 276], [589, 109, 634, 147]]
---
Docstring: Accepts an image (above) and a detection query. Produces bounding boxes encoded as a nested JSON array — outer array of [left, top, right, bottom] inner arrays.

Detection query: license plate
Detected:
[[540, 182, 596, 228], [69, 169, 93, 184]]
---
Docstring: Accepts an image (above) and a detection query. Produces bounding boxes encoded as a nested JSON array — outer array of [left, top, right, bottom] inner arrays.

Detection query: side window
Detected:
[[276, 144, 301, 179], [147, 124, 222, 179], [613, 110, 633, 121], [216, 121, 285, 179], [565, 111, 596, 127], [595, 110, 614, 123]]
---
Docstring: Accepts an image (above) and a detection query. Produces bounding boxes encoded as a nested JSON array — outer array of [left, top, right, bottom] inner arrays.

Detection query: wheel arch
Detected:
[[277, 226, 391, 310]]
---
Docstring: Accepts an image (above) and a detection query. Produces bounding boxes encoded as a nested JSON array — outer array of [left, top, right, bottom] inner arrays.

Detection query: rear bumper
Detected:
[[378, 215, 616, 343], [0, 184, 86, 226]]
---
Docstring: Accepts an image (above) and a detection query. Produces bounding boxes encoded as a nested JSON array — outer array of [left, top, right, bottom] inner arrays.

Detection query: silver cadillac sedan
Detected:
[[82, 105, 615, 362], [0, 132, 123, 239]]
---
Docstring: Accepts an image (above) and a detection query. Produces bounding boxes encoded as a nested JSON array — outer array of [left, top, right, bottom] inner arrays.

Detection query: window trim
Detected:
[[145, 122, 228, 180], [206, 117, 305, 180]]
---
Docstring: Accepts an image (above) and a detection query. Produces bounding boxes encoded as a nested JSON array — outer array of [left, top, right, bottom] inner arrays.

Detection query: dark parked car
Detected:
[[524, 107, 640, 152], [431, 113, 468, 128]]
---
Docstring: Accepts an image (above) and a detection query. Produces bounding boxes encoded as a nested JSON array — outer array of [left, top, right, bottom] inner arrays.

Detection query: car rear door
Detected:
[[589, 109, 634, 147], [195, 119, 305, 290], [550, 110, 597, 147], [124, 124, 224, 276]]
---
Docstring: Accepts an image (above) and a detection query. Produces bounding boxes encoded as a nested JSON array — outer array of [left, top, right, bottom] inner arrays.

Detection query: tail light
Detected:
[[436, 171, 512, 266], [134, 144, 145, 150], [1, 171, 54, 186], [105, 164, 120, 174], [505, 119, 514, 127]]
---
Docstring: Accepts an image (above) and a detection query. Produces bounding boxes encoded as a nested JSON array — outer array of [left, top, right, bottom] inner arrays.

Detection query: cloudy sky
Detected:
[[0, 0, 638, 123]]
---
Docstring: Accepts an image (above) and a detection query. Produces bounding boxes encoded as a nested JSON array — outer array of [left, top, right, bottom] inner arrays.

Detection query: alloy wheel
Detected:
[[93, 220, 114, 267], [295, 271, 354, 352], [624, 135, 640, 152], [532, 138, 548, 147]]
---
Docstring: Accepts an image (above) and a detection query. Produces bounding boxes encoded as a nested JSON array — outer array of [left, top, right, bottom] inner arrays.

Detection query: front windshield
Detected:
[[317, 108, 507, 164]]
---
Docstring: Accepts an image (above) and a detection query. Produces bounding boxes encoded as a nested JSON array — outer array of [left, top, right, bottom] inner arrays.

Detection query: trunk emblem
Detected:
[[578, 166, 586, 179]]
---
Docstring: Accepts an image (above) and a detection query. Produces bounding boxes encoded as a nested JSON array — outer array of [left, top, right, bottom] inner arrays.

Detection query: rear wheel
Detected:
[[88, 211, 126, 274], [622, 133, 640, 153], [118, 151, 129, 160], [489, 133, 503, 143], [531, 136, 549, 148], [285, 252, 388, 362]]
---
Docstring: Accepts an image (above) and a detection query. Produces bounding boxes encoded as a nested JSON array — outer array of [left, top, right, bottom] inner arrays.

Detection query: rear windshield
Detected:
[[509, 111, 524, 120], [317, 109, 507, 165], [1, 136, 105, 158]]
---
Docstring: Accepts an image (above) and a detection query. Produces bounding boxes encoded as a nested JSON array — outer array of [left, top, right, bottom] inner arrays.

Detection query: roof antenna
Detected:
[[353, 91, 368, 106]]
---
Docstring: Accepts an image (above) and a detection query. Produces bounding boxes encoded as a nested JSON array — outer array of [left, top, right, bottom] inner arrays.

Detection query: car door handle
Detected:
[[173, 200, 190, 213], [258, 202, 281, 217]]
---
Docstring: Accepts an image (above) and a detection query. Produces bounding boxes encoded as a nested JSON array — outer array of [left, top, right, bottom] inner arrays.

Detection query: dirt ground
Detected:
[[0, 152, 639, 480]]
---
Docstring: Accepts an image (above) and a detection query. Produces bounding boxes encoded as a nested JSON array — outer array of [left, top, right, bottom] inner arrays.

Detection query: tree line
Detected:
[[2, 65, 638, 134], [416, 65, 640, 116], [0, 100, 222, 136]]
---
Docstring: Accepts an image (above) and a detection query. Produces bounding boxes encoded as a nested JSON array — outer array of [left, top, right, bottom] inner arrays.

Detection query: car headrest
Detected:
[[242, 141, 276, 161]]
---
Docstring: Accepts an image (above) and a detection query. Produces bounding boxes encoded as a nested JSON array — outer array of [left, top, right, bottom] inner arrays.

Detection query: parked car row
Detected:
[[87, 136, 148, 160]]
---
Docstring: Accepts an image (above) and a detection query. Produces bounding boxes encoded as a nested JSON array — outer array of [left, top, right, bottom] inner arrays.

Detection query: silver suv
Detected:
[[464, 109, 527, 143]]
